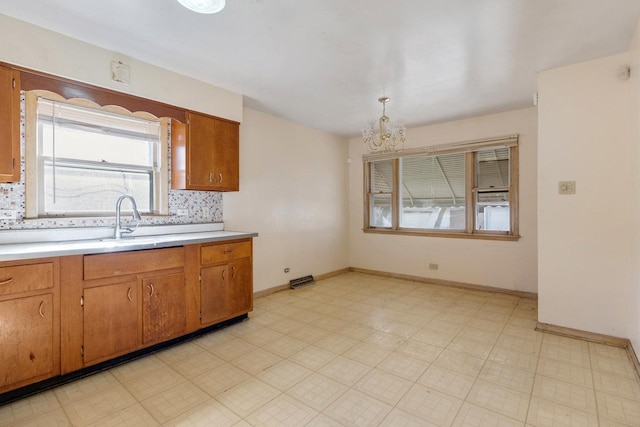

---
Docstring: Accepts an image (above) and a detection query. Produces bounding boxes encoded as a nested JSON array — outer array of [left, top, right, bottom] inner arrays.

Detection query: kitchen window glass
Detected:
[[363, 136, 519, 240], [30, 96, 164, 217]]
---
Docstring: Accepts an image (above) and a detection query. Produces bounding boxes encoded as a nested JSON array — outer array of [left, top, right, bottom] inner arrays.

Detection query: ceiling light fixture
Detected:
[[177, 0, 225, 14], [362, 97, 406, 152]]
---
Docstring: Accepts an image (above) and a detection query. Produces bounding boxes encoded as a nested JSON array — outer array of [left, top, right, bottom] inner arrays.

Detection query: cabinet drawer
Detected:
[[84, 247, 185, 280], [0, 262, 54, 296], [201, 240, 251, 265]]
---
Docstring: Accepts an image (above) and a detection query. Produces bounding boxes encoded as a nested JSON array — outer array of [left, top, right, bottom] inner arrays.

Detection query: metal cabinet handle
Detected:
[[38, 301, 45, 318], [209, 172, 214, 183], [222, 269, 226, 280], [0, 277, 13, 286], [219, 173, 223, 184], [231, 266, 236, 279], [149, 283, 155, 297], [127, 287, 133, 301]]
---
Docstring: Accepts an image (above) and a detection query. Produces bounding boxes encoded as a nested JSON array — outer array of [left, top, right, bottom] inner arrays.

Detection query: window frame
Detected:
[[363, 135, 520, 241], [24, 90, 169, 218]]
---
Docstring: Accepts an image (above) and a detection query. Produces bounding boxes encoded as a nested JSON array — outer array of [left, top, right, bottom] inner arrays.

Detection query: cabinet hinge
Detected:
[[80, 296, 84, 307]]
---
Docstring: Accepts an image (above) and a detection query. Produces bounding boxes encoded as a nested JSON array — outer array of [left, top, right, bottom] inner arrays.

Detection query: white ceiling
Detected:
[[2, 0, 640, 137]]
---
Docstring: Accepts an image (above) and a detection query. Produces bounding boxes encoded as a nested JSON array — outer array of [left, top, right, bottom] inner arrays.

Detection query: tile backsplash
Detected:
[[0, 93, 223, 230]]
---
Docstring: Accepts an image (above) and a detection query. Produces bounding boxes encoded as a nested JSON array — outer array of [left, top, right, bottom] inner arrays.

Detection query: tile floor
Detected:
[[1, 272, 640, 426]]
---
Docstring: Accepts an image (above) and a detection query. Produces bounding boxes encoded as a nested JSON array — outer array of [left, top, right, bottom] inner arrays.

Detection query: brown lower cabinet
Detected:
[[0, 239, 253, 398]]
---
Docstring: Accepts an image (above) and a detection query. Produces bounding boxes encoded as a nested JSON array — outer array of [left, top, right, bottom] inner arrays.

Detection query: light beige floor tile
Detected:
[[262, 335, 308, 358], [62, 384, 137, 426], [0, 391, 61, 425], [305, 413, 349, 427], [418, 364, 476, 399], [532, 375, 597, 414], [378, 408, 439, 427], [457, 326, 501, 345], [192, 362, 251, 397], [192, 330, 235, 350], [207, 337, 257, 361], [155, 341, 203, 365], [501, 324, 543, 341], [286, 324, 332, 344], [288, 345, 337, 370], [589, 342, 629, 361], [323, 389, 392, 427], [452, 402, 524, 427], [170, 350, 225, 378], [140, 381, 210, 424], [110, 355, 167, 383], [396, 383, 463, 426], [162, 398, 241, 426], [53, 371, 120, 405], [479, 361, 535, 394], [495, 333, 543, 356], [535, 357, 593, 388], [335, 323, 375, 340], [466, 380, 530, 422], [473, 310, 511, 324], [591, 354, 638, 378], [215, 378, 280, 418], [257, 360, 313, 391], [595, 391, 640, 426], [313, 316, 350, 332], [86, 403, 158, 427], [364, 331, 406, 351], [426, 318, 465, 335], [377, 352, 431, 382], [8, 408, 71, 427], [448, 336, 494, 359], [488, 347, 539, 373], [344, 342, 392, 367], [318, 356, 372, 386], [314, 333, 359, 355], [378, 320, 421, 339], [411, 328, 457, 347], [396, 340, 444, 363], [123, 365, 186, 401], [434, 349, 486, 377], [229, 348, 283, 375], [526, 397, 599, 427], [286, 373, 348, 411], [244, 394, 318, 427], [264, 318, 306, 335], [539, 343, 591, 369], [230, 325, 284, 347], [592, 369, 640, 401], [354, 368, 412, 405]]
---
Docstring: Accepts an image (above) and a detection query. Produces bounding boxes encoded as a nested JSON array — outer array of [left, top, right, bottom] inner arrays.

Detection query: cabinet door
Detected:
[[0, 294, 54, 389], [142, 273, 186, 345], [83, 281, 138, 364], [187, 112, 216, 189], [228, 258, 252, 316], [200, 265, 228, 325], [212, 119, 239, 191], [0, 65, 20, 182]]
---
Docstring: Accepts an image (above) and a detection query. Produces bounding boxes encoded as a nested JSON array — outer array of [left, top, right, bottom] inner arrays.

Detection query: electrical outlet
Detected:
[[176, 208, 189, 216], [429, 263, 438, 271], [202, 207, 210, 218], [558, 181, 576, 195], [0, 210, 17, 219]]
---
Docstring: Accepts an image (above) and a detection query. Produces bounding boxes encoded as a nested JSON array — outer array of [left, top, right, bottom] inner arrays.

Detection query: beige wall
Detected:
[[538, 53, 634, 338], [0, 14, 242, 122], [224, 108, 350, 292], [348, 108, 538, 293]]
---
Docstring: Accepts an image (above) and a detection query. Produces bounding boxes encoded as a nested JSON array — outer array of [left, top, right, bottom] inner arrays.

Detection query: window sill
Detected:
[[362, 227, 521, 241]]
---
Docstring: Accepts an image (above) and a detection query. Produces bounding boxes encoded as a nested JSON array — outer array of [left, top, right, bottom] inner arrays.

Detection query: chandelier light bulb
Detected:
[[362, 97, 406, 152], [177, 0, 226, 14]]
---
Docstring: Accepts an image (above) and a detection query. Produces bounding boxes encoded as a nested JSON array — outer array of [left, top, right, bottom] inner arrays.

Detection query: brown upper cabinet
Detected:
[[172, 112, 240, 191], [0, 65, 21, 183]]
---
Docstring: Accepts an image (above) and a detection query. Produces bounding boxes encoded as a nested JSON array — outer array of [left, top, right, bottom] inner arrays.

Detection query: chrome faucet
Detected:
[[114, 194, 142, 239]]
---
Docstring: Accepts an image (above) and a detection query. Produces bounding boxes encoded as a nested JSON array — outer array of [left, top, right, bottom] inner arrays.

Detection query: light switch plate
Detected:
[[558, 181, 576, 195]]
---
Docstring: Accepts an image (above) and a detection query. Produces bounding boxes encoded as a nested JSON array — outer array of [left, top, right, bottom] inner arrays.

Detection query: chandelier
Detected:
[[177, 0, 225, 14], [362, 97, 406, 152]]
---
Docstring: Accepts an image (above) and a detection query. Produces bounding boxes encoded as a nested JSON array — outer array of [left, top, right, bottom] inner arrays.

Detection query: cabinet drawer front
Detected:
[[201, 240, 251, 265], [84, 247, 185, 280], [0, 263, 54, 296]]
